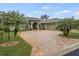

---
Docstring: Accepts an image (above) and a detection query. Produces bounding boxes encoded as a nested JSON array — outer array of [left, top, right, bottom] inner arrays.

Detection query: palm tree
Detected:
[[40, 14, 49, 20]]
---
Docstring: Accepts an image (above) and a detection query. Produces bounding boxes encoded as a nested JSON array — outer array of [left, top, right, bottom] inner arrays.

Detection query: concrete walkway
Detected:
[[18, 30, 79, 56]]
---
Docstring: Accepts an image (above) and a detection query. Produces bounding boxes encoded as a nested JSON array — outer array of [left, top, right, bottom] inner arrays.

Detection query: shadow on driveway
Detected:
[[64, 48, 79, 56]]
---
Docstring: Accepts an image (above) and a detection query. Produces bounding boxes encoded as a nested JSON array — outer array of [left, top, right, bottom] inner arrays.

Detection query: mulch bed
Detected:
[[0, 41, 18, 47]]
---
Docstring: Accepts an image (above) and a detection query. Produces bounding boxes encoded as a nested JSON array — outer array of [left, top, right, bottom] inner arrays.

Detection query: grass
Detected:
[[0, 32, 32, 56], [59, 30, 79, 39]]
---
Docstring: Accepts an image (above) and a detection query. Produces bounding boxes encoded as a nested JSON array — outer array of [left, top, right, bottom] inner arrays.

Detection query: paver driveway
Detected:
[[18, 30, 79, 56]]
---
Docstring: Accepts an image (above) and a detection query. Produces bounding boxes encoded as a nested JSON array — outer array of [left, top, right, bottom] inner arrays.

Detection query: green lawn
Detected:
[[0, 32, 32, 56], [59, 30, 79, 39]]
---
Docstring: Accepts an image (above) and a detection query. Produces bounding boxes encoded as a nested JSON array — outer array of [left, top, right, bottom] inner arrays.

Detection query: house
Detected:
[[25, 17, 60, 30]]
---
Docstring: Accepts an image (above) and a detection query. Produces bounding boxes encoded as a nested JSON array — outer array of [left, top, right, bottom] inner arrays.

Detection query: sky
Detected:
[[0, 3, 79, 19]]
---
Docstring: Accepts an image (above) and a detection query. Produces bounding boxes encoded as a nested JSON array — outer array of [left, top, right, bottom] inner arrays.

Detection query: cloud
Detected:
[[62, 10, 70, 13], [32, 10, 49, 15], [41, 5, 52, 11], [32, 5, 53, 14], [26, 13, 40, 18], [74, 10, 79, 15], [32, 5, 58, 15], [41, 5, 58, 11], [26, 5, 71, 18], [55, 10, 70, 15]]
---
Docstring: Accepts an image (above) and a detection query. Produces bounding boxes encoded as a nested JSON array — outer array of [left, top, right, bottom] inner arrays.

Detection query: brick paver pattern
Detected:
[[18, 30, 79, 56]]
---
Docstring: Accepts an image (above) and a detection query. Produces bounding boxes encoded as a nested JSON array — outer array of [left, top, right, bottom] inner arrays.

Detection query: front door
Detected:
[[33, 22, 38, 30]]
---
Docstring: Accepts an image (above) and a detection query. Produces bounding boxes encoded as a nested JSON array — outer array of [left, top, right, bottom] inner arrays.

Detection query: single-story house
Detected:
[[24, 17, 60, 30]]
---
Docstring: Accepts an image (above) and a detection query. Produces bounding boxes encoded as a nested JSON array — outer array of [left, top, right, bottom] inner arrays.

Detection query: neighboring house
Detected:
[[25, 17, 60, 30]]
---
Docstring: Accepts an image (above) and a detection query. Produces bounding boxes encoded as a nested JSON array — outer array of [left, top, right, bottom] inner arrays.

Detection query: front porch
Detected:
[[29, 21, 47, 30]]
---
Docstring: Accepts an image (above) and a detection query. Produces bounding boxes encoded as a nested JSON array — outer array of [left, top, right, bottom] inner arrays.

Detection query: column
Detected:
[[45, 24, 47, 30], [30, 22, 33, 30], [37, 23, 39, 30]]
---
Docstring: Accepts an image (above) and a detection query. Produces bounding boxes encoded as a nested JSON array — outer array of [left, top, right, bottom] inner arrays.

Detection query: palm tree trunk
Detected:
[[8, 32, 10, 42]]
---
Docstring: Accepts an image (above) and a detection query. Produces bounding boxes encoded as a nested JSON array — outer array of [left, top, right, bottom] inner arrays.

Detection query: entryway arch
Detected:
[[33, 22, 38, 30]]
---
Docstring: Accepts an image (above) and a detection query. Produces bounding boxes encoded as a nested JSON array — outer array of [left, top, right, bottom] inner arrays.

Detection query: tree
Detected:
[[11, 11, 25, 37], [57, 18, 73, 36], [72, 20, 79, 29], [0, 23, 5, 41], [40, 14, 49, 20], [0, 11, 25, 42], [1, 11, 14, 42]]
